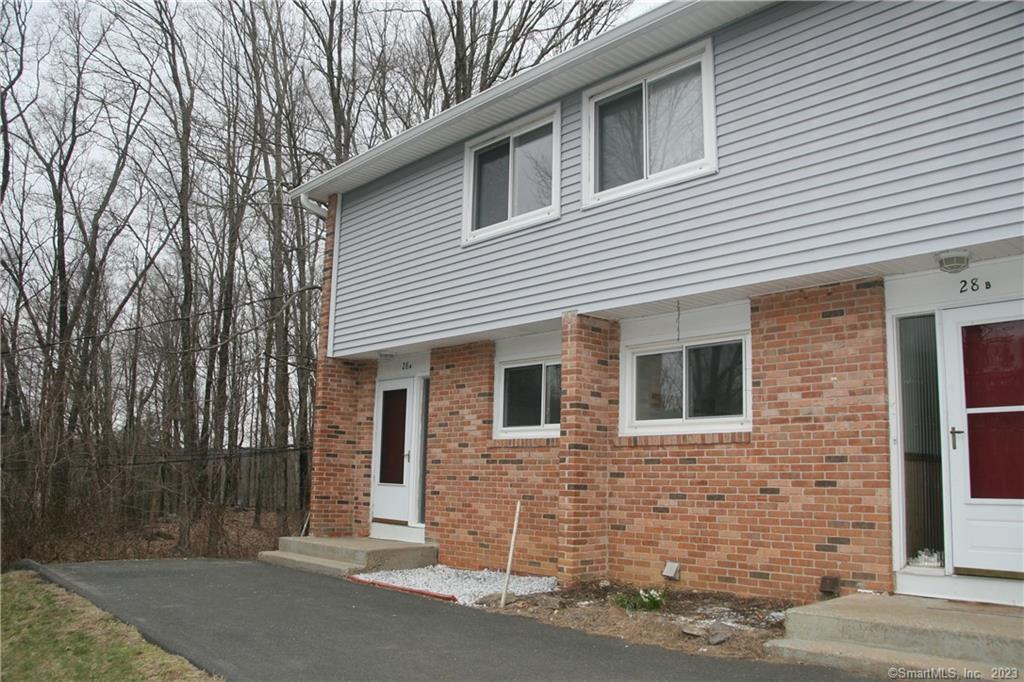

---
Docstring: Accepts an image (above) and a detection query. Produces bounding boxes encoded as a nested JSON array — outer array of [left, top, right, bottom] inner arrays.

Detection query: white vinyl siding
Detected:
[[331, 1, 1024, 357]]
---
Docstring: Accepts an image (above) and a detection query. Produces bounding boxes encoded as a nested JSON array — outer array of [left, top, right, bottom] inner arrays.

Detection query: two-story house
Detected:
[[287, 0, 1024, 606]]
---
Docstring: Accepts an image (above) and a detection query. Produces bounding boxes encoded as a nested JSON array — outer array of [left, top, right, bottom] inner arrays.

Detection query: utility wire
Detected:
[[2, 285, 320, 356], [0, 444, 311, 473]]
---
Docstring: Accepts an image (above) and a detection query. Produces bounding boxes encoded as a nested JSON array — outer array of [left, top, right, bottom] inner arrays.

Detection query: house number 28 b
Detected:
[[959, 278, 992, 293]]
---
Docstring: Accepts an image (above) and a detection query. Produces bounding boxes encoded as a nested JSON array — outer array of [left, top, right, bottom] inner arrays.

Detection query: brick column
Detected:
[[309, 195, 376, 537], [557, 312, 618, 582]]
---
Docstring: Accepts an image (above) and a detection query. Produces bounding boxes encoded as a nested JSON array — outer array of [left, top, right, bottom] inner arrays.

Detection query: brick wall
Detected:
[[557, 313, 615, 582], [604, 279, 892, 599], [309, 195, 376, 537], [425, 342, 561, 575], [310, 275, 892, 600]]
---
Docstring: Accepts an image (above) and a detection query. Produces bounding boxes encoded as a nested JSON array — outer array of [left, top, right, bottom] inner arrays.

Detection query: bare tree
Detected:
[[1, 0, 632, 564], [418, 0, 630, 109]]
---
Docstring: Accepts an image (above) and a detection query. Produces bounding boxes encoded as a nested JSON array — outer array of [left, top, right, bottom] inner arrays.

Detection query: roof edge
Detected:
[[285, 0, 706, 202]]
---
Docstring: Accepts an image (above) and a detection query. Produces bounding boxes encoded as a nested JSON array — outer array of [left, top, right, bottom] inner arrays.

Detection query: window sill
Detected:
[[618, 421, 751, 438], [492, 426, 560, 441], [489, 436, 560, 448], [461, 207, 560, 246], [582, 161, 717, 210], [614, 430, 752, 448]]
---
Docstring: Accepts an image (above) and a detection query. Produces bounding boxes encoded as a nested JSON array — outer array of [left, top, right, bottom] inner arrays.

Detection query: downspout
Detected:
[[299, 192, 328, 219]]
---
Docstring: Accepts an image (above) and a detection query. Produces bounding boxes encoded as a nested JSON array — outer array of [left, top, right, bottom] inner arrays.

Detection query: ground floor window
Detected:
[[621, 334, 751, 435], [495, 359, 561, 438]]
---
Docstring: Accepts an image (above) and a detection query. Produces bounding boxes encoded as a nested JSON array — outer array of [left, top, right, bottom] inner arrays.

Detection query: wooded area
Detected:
[[0, 0, 630, 563]]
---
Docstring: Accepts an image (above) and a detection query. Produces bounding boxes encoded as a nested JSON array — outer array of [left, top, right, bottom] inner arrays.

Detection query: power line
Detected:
[[3, 285, 320, 356], [0, 444, 311, 473]]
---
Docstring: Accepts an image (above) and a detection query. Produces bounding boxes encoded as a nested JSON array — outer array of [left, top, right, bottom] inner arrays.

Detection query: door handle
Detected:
[[405, 451, 411, 461], [949, 427, 965, 450]]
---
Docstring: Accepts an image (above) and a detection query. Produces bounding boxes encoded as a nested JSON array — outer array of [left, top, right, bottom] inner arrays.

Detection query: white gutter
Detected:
[[299, 192, 328, 219]]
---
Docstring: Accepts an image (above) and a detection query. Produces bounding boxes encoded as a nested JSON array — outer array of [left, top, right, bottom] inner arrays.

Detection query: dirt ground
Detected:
[[487, 581, 794, 660], [2, 510, 302, 566]]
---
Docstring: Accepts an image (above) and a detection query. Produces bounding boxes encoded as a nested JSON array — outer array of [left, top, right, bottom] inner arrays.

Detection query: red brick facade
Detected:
[[604, 280, 892, 599], [425, 342, 561, 575], [309, 196, 376, 537], [309, 272, 893, 601]]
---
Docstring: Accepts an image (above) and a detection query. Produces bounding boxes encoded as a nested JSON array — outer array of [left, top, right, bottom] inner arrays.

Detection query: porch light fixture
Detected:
[[936, 250, 971, 274]]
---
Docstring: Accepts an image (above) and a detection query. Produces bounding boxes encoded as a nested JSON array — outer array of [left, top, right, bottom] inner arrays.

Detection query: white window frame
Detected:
[[621, 334, 751, 436], [461, 104, 561, 245], [619, 301, 752, 437], [493, 355, 562, 440], [581, 38, 717, 208]]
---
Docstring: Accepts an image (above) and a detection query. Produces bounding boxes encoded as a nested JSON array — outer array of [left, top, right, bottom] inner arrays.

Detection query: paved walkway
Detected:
[[36, 559, 864, 681]]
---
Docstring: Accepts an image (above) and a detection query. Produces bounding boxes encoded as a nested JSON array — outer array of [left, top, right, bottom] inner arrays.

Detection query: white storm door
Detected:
[[943, 300, 1024, 578], [372, 378, 415, 524]]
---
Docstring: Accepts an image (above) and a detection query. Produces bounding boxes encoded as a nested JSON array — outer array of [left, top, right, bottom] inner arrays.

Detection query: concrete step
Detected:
[[782, 593, 1024, 666], [766, 638, 1003, 680], [257, 550, 362, 578], [276, 536, 438, 572]]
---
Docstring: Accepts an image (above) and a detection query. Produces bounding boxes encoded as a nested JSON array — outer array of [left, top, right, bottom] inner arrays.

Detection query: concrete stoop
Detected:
[[766, 593, 1024, 679], [258, 536, 438, 578]]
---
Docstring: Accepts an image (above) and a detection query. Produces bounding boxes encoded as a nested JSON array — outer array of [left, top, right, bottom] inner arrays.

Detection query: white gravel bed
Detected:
[[359, 565, 558, 606]]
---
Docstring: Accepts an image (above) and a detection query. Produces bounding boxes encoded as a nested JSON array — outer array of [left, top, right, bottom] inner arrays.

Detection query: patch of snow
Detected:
[[359, 565, 558, 606]]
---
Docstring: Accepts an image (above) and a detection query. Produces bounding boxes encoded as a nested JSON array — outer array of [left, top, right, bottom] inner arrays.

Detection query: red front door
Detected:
[[944, 301, 1024, 578]]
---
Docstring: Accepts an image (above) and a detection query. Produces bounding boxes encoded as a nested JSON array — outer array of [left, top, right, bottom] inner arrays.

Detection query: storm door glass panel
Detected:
[[962, 321, 1024, 408], [967, 413, 1024, 499], [596, 85, 644, 192], [512, 124, 553, 216], [898, 315, 944, 566], [647, 63, 703, 175], [474, 140, 510, 229], [635, 351, 683, 420], [686, 340, 742, 418], [961, 319, 1024, 499], [379, 389, 407, 484], [504, 364, 543, 427], [544, 363, 562, 425]]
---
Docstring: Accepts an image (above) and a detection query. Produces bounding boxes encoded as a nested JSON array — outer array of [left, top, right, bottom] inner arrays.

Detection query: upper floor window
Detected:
[[462, 105, 561, 244], [582, 39, 716, 206]]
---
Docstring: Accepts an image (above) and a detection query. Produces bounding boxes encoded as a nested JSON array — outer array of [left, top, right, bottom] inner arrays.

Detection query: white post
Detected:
[[500, 500, 522, 608]]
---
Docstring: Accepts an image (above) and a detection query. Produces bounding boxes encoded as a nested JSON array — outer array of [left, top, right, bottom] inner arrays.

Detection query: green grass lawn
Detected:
[[1, 570, 214, 681]]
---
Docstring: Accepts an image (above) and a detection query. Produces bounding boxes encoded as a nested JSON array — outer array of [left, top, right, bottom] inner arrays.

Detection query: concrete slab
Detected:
[[276, 536, 438, 571], [768, 592, 1024, 678], [32, 559, 870, 681], [256, 550, 361, 578]]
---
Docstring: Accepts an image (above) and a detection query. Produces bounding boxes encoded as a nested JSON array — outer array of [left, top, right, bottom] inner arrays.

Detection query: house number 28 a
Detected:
[[959, 278, 991, 293], [401, 361, 413, 370]]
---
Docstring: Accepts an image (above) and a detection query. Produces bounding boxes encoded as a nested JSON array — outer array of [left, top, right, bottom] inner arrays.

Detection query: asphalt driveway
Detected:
[[33, 559, 864, 681]]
